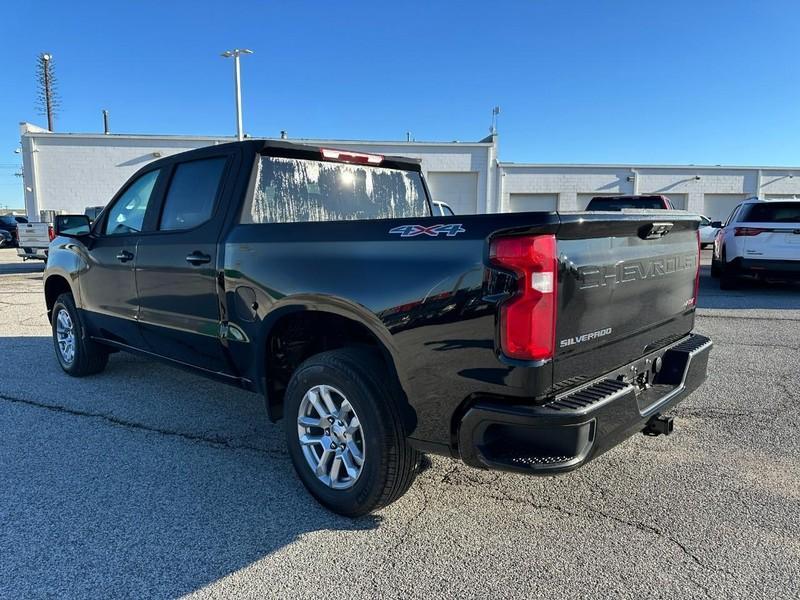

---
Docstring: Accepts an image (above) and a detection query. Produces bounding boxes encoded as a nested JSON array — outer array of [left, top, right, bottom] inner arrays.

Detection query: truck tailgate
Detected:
[[553, 211, 699, 388], [17, 222, 51, 247]]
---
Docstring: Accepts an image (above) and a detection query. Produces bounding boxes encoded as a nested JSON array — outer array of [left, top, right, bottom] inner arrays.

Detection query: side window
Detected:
[[105, 170, 160, 235], [159, 157, 227, 231], [724, 204, 741, 226]]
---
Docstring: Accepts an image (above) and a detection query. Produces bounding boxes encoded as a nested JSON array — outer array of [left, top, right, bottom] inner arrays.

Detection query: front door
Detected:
[[79, 167, 162, 347], [134, 154, 235, 374]]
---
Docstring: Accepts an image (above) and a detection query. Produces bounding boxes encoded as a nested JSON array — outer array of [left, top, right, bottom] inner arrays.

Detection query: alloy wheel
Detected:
[[296, 384, 365, 490], [55, 308, 76, 365]]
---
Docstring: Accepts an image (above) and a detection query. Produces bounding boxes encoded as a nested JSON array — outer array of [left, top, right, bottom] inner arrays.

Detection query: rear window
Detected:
[[739, 202, 800, 223], [586, 197, 666, 210], [241, 156, 430, 224]]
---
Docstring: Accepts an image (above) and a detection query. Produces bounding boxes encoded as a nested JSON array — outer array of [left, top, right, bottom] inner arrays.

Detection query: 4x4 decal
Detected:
[[389, 224, 466, 238]]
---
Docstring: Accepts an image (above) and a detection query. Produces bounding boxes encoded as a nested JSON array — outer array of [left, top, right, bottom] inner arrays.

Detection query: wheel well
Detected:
[[44, 276, 73, 319], [264, 311, 392, 421]]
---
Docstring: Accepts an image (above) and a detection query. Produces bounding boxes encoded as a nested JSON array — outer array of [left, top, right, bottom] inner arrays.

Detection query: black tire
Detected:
[[719, 250, 739, 290], [710, 258, 721, 278], [283, 348, 419, 517], [51, 293, 109, 376]]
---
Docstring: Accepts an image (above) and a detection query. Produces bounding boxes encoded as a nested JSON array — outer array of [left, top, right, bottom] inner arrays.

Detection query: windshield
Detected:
[[740, 202, 800, 223], [242, 156, 430, 224]]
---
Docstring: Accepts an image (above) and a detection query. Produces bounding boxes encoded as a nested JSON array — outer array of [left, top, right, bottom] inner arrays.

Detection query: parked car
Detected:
[[16, 221, 53, 260], [44, 140, 711, 516], [585, 195, 674, 210], [0, 214, 28, 247], [0, 229, 12, 248], [711, 198, 800, 288], [699, 215, 722, 248]]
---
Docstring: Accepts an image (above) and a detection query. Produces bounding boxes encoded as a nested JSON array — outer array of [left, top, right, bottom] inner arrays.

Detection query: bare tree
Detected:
[[36, 53, 60, 131]]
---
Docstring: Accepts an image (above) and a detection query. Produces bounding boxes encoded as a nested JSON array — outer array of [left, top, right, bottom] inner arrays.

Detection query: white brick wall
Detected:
[[20, 125, 495, 218], [500, 166, 635, 211], [500, 163, 800, 214], [19, 124, 800, 219], [23, 132, 218, 218]]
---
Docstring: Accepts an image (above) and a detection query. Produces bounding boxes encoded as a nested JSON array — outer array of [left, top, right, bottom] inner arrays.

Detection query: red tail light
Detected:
[[320, 148, 383, 165], [48, 225, 55, 241], [690, 230, 700, 307], [734, 227, 769, 236], [490, 234, 557, 361]]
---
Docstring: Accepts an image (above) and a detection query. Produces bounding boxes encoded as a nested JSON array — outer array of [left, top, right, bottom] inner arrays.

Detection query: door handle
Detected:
[[185, 252, 211, 266], [116, 250, 134, 263]]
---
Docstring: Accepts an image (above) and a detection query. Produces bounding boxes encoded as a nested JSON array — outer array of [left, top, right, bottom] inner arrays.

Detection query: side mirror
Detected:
[[54, 214, 92, 237], [710, 221, 723, 229]]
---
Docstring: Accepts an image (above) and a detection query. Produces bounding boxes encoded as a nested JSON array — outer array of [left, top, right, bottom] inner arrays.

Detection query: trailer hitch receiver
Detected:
[[644, 414, 674, 436]]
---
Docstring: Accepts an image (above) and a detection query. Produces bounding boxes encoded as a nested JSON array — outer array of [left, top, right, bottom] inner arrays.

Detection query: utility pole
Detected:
[[221, 49, 254, 141]]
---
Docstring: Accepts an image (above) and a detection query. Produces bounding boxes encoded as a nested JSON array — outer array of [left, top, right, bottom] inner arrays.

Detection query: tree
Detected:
[[36, 53, 60, 131]]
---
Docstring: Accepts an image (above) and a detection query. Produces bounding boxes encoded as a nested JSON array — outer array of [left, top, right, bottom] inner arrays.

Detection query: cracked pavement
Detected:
[[0, 248, 798, 599]]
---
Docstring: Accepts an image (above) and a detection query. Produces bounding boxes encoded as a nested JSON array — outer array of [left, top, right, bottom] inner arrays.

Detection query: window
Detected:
[[586, 196, 666, 210], [725, 204, 742, 226], [740, 202, 800, 223], [242, 156, 430, 224], [105, 169, 160, 235], [435, 202, 455, 216], [159, 157, 227, 231]]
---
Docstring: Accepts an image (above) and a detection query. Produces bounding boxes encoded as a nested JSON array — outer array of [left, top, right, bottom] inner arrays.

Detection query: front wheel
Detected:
[[51, 293, 109, 376], [284, 348, 419, 517]]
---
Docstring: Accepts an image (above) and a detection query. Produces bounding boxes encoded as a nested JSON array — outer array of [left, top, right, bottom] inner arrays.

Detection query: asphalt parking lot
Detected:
[[1, 247, 798, 599]]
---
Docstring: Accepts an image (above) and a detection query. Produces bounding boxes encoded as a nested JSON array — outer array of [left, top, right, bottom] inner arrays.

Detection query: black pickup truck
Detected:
[[44, 140, 711, 516]]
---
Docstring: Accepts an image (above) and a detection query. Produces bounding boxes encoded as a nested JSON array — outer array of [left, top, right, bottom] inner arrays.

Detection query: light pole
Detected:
[[221, 49, 254, 141]]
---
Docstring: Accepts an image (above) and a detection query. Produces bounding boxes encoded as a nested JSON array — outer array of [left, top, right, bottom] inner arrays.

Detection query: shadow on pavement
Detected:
[[697, 266, 800, 310], [0, 335, 381, 598], [0, 260, 45, 275]]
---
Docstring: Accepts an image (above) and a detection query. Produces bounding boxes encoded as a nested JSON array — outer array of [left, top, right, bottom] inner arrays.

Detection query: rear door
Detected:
[[134, 149, 239, 374], [738, 202, 800, 261], [553, 213, 700, 385]]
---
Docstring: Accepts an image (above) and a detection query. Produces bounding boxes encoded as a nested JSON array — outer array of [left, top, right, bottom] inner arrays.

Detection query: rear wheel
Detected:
[[719, 250, 740, 290], [51, 293, 109, 376], [283, 348, 419, 517]]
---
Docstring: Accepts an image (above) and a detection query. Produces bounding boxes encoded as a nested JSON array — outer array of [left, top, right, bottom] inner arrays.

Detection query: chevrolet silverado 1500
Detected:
[[43, 140, 711, 516]]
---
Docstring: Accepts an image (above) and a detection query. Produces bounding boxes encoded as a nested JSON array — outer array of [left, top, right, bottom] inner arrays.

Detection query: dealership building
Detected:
[[19, 122, 800, 222]]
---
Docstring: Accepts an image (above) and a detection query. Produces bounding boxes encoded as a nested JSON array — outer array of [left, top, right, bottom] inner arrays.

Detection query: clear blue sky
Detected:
[[2, 0, 800, 208]]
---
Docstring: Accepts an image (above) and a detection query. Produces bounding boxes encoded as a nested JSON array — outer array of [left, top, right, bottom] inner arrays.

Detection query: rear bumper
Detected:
[[458, 334, 712, 474], [735, 257, 800, 278], [16, 247, 48, 260]]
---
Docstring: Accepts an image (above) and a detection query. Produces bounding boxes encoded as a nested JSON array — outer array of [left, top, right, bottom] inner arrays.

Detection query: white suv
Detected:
[[711, 198, 800, 289]]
